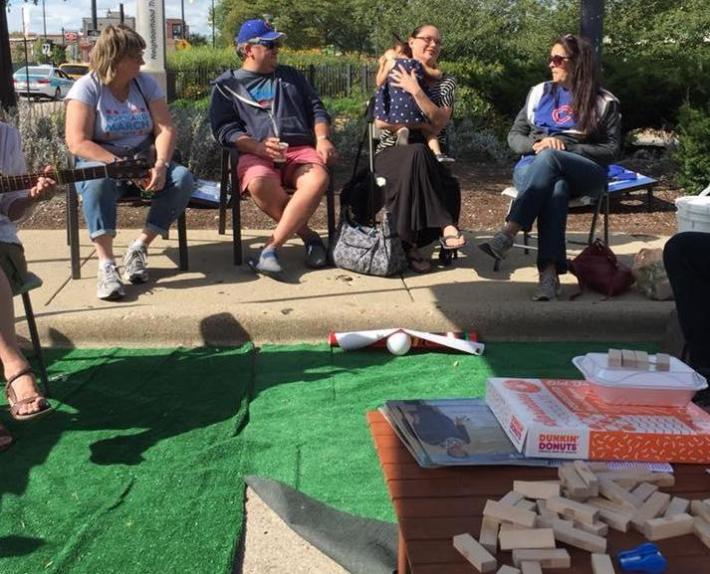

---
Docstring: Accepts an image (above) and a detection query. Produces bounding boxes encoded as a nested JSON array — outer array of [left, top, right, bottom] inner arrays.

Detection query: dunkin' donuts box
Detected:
[[485, 378, 710, 463]]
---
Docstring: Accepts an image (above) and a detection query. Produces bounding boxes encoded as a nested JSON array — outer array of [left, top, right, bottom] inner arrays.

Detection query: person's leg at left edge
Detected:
[[125, 163, 194, 284], [0, 244, 51, 421]]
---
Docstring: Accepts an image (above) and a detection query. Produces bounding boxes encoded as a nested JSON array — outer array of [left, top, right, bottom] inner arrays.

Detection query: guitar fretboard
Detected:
[[0, 165, 109, 194]]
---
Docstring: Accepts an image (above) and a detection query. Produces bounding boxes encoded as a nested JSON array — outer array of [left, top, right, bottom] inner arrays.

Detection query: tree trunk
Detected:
[[580, 0, 604, 61], [0, 0, 18, 112]]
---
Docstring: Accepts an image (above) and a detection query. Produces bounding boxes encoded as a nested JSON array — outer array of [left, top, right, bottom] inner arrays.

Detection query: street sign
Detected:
[[86, 29, 100, 37], [42, 43, 51, 56]]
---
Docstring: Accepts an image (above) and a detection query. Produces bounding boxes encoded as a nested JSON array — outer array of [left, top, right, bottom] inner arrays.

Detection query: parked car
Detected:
[[13, 65, 75, 100], [59, 62, 90, 80]]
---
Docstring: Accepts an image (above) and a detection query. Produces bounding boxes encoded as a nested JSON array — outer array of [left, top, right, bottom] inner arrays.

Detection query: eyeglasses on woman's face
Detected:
[[548, 54, 570, 67], [414, 36, 442, 47]]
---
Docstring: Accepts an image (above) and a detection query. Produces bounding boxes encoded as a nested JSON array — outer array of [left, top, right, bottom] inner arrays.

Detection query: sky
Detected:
[[4, 0, 213, 37]]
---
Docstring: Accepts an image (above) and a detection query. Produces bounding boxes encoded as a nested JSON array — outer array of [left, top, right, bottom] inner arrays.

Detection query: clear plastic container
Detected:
[[572, 353, 708, 407]]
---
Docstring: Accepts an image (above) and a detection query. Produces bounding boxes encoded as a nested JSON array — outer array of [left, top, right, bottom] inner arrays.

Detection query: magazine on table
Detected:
[[379, 398, 559, 469]]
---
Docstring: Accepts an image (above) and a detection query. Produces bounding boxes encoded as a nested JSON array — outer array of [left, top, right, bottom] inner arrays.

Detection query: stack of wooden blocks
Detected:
[[607, 348, 671, 371], [452, 461, 710, 573]]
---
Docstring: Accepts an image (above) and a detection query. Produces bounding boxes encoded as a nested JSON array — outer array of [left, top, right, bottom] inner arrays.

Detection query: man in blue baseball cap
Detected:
[[210, 19, 337, 280]]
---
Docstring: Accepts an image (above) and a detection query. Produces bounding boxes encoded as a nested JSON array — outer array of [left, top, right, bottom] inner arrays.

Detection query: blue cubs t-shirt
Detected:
[[534, 85, 576, 133], [66, 72, 163, 156], [516, 85, 577, 169]]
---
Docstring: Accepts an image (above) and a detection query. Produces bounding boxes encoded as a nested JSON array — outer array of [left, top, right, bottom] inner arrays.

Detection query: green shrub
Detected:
[[675, 104, 710, 194]]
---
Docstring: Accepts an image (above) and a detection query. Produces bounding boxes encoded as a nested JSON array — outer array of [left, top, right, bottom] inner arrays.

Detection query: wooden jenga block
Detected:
[[573, 460, 599, 493], [596, 471, 675, 488], [642, 513, 695, 540], [607, 349, 622, 368], [690, 500, 710, 523], [635, 351, 649, 370], [520, 562, 543, 574], [514, 480, 561, 500], [484, 500, 537, 528], [552, 521, 607, 553], [655, 353, 671, 371], [586, 499, 632, 532], [546, 496, 599, 525], [599, 478, 639, 508], [500, 523, 526, 533], [631, 492, 671, 530], [587, 496, 636, 515], [663, 497, 690, 518], [496, 566, 521, 574], [574, 519, 609, 537], [537, 516, 573, 529], [587, 462, 609, 472], [630, 482, 658, 506], [591, 553, 616, 574], [480, 516, 500, 553], [500, 491, 525, 506], [453, 533, 497, 573], [558, 464, 591, 497], [511, 549, 571, 569], [499, 528, 556, 551], [621, 349, 637, 368], [693, 517, 710, 549], [515, 499, 538, 512]]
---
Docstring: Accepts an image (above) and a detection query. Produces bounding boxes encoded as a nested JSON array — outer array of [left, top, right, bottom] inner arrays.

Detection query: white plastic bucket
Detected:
[[675, 184, 710, 233]]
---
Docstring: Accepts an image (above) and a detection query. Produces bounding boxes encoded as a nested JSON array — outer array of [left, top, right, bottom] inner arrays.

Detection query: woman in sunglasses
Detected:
[[373, 25, 463, 273], [480, 34, 621, 300]]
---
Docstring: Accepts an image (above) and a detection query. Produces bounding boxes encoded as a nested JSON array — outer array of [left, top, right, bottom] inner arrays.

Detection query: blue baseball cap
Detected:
[[236, 19, 285, 44]]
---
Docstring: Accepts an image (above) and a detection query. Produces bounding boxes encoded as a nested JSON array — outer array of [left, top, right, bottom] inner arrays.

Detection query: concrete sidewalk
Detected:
[[13, 228, 673, 347]]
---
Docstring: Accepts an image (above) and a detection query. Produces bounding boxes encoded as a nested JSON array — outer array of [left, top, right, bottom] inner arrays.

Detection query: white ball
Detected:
[[386, 332, 412, 356]]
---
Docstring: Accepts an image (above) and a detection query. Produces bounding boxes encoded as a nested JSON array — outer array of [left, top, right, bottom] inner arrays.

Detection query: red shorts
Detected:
[[237, 145, 326, 193]]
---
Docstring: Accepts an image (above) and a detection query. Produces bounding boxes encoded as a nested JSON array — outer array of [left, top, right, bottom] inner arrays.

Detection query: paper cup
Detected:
[[273, 141, 289, 165]]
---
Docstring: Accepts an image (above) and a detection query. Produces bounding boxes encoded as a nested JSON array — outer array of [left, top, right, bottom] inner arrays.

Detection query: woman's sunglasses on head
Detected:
[[548, 55, 570, 67]]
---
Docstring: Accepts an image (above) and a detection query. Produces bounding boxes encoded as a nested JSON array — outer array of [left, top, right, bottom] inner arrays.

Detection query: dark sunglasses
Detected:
[[249, 39, 281, 50], [548, 55, 570, 67]]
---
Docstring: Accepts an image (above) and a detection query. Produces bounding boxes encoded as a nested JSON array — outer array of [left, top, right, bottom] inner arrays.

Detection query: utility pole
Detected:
[[180, 0, 185, 39], [120, 4, 125, 25], [580, 0, 604, 60], [212, 0, 215, 47], [91, 0, 98, 33], [42, 0, 47, 40]]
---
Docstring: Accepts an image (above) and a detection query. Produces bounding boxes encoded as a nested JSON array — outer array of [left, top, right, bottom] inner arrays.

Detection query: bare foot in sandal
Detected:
[[4, 367, 52, 421], [441, 225, 466, 249]]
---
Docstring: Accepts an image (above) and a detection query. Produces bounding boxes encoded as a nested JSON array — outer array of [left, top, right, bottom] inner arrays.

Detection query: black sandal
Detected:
[[438, 231, 466, 266], [405, 246, 432, 274], [4, 367, 53, 422]]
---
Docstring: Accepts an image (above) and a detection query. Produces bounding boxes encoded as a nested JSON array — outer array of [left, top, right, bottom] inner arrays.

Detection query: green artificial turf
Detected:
[[0, 342, 655, 573]]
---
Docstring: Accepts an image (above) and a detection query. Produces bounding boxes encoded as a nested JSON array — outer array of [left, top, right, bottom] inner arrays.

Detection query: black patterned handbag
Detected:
[[332, 111, 406, 277]]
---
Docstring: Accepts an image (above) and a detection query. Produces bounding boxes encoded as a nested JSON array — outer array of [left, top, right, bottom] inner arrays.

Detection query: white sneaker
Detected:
[[97, 263, 125, 300], [123, 244, 149, 284]]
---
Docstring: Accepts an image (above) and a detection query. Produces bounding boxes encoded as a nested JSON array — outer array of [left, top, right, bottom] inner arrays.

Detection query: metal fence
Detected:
[[167, 63, 378, 101]]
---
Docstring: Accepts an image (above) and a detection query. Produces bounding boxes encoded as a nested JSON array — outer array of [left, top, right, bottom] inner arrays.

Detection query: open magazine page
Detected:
[[378, 406, 435, 468], [386, 399, 558, 468]]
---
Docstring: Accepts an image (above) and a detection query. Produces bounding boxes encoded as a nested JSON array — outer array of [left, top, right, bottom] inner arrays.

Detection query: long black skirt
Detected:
[[374, 143, 461, 247]]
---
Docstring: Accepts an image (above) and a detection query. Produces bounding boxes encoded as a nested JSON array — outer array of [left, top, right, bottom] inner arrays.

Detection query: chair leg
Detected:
[[68, 183, 82, 280], [230, 157, 243, 265], [21, 292, 50, 397], [177, 212, 188, 271], [219, 149, 229, 235], [232, 197, 242, 265]]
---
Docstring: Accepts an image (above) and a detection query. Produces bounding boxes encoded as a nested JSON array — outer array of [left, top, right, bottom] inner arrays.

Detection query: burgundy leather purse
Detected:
[[568, 239, 635, 298]]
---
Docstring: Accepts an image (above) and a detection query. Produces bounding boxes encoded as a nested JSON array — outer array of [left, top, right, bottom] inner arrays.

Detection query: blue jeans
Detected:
[[509, 149, 606, 274], [75, 160, 194, 239]]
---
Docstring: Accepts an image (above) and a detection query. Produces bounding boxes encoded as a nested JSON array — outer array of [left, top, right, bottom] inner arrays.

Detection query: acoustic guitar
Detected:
[[0, 158, 150, 195]]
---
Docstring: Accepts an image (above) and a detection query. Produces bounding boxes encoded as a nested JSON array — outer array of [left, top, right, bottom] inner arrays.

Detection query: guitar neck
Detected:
[[0, 164, 110, 194]]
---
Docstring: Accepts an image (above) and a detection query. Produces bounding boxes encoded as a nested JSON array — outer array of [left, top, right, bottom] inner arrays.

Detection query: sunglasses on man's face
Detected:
[[250, 39, 281, 50], [548, 55, 570, 67]]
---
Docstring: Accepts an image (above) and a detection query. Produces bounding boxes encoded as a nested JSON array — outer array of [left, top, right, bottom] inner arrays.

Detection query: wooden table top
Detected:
[[367, 411, 710, 574]]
